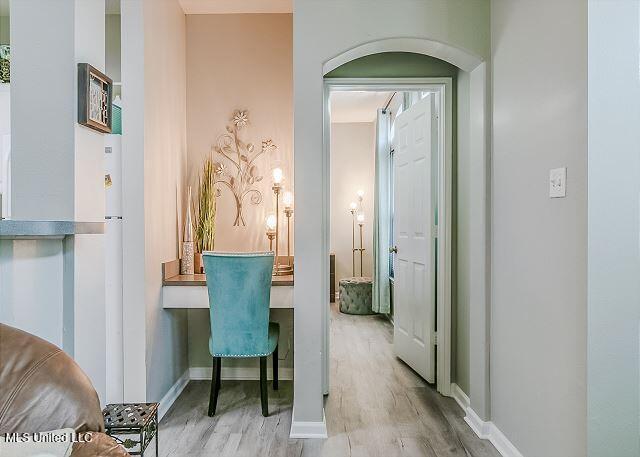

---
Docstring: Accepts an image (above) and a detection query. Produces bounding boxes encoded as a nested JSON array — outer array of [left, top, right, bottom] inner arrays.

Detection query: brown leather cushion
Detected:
[[71, 432, 130, 457], [0, 324, 105, 434]]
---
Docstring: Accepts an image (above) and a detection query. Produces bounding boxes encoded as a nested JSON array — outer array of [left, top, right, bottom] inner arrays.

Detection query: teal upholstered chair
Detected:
[[202, 251, 279, 417]]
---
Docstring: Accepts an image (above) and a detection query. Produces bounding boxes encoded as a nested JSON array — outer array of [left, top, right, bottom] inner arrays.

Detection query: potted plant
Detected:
[[194, 157, 217, 273]]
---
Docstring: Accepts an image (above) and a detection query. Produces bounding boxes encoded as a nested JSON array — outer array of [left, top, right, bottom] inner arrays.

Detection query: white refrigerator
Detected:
[[105, 133, 124, 404]]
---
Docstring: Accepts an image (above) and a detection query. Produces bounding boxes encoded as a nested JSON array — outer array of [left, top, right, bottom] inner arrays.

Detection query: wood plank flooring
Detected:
[[154, 303, 500, 457]]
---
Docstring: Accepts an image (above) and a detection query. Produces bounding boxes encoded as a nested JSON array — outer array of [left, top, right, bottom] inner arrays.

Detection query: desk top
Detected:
[[162, 259, 293, 287], [163, 273, 294, 287]]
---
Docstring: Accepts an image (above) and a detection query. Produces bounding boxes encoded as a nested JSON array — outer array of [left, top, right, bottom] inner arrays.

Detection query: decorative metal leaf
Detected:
[[213, 162, 225, 175], [210, 109, 266, 227]]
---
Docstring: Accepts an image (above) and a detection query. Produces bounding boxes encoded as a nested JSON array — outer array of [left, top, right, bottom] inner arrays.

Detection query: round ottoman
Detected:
[[338, 277, 375, 315]]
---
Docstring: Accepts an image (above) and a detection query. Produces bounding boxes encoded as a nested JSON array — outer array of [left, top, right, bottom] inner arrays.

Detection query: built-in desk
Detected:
[[162, 261, 294, 309]]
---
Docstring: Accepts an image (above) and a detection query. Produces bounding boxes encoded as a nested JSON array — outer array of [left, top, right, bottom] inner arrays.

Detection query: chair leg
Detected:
[[272, 345, 279, 391], [215, 356, 221, 394], [260, 356, 268, 417], [208, 357, 221, 417]]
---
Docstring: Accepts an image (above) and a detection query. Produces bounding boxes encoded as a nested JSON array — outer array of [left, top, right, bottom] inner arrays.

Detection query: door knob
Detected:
[[389, 246, 398, 254]]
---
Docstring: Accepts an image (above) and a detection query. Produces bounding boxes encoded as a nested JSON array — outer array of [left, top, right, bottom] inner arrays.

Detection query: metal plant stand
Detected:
[[103, 403, 159, 457]]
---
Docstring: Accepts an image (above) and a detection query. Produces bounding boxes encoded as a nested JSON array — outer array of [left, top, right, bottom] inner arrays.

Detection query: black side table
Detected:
[[103, 403, 159, 456]]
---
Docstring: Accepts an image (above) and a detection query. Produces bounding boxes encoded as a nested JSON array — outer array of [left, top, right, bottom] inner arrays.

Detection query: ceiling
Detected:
[[0, 0, 291, 17], [179, 0, 292, 14], [330, 91, 394, 124], [0, 0, 119, 16]]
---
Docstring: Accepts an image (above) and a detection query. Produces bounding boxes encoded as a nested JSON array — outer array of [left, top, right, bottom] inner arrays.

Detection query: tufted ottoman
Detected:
[[338, 277, 375, 315]]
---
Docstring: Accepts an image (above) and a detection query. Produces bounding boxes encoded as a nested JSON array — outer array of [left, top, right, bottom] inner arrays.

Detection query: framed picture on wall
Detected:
[[78, 63, 112, 134]]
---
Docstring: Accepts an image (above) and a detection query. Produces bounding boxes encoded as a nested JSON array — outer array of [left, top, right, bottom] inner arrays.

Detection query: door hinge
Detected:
[[432, 332, 438, 346], [432, 225, 438, 239]]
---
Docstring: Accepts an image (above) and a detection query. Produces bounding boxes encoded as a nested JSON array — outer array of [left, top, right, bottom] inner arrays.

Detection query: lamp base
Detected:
[[273, 263, 294, 276]]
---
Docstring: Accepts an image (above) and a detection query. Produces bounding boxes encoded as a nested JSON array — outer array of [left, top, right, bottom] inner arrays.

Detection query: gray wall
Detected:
[[294, 0, 490, 424], [491, 1, 587, 455], [455, 70, 470, 395], [588, 1, 640, 456]]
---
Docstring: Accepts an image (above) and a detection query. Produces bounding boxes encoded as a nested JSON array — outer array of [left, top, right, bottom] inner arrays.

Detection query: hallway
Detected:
[[156, 304, 499, 457]]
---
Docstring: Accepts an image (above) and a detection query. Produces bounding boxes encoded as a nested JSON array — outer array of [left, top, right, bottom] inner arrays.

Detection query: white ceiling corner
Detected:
[[179, 0, 292, 14]]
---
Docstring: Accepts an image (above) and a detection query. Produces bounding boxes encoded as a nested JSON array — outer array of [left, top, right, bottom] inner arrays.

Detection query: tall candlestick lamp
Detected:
[[265, 213, 277, 251], [349, 190, 365, 277], [266, 167, 294, 276]]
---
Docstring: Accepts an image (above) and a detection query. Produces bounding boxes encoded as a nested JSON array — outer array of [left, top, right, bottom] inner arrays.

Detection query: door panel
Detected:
[[392, 94, 435, 383]]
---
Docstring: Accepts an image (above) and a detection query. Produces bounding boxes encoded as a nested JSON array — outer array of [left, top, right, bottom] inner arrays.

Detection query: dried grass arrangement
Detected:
[[194, 156, 217, 253]]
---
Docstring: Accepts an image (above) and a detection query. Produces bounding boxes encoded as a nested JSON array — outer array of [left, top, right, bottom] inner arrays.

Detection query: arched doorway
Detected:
[[291, 37, 490, 440]]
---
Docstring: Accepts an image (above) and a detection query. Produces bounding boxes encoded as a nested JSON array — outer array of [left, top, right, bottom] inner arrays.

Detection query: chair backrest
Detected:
[[203, 251, 274, 357]]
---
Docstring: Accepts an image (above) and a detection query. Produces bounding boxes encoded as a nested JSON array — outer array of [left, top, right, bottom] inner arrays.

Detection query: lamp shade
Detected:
[[283, 191, 294, 208], [272, 167, 283, 185], [266, 213, 277, 231]]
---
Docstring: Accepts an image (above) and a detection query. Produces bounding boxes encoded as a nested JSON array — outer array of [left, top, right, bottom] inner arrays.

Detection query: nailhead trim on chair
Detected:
[[211, 352, 274, 357], [202, 251, 273, 257]]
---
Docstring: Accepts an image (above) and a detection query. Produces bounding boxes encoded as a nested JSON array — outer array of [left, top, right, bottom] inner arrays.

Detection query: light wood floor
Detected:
[[154, 303, 500, 457]]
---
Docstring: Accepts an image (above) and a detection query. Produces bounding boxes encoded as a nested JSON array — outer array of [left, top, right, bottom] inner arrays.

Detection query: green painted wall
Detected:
[[326, 51, 470, 395], [0, 16, 9, 45], [325, 52, 459, 79]]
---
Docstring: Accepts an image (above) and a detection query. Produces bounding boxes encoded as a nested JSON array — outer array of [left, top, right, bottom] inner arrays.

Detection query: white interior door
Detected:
[[392, 94, 436, 383]]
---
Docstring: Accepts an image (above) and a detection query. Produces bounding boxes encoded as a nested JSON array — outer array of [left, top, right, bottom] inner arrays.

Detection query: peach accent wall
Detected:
[[330, 122, 376, 284], [186, 14, 293, 254]]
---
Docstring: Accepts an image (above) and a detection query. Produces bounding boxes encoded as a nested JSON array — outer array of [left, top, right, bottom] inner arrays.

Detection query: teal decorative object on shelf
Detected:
[[0, 45, 10, 83]]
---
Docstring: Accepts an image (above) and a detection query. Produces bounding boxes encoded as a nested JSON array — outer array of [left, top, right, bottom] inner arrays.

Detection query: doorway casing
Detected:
[[324, 78, 453, 397]]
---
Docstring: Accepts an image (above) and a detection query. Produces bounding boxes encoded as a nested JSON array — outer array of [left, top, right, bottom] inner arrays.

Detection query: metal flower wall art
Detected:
[[212, 110, 277, 226]]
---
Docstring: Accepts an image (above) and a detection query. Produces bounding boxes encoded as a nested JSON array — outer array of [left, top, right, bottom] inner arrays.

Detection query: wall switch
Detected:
[[549, 167, 567, 198]]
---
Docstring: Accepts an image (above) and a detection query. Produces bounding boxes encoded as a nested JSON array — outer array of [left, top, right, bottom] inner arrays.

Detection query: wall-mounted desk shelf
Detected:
[[161, 260, 294, 309]]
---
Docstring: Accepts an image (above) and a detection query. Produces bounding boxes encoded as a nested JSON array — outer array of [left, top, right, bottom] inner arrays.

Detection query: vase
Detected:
[[180, 187, 195, 275], [194, 253, 204, 274], [180, 241, 194, 275]]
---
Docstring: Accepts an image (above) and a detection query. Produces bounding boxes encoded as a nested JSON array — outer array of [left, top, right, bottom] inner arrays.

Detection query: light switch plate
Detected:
[[549, 167, 567, 198]]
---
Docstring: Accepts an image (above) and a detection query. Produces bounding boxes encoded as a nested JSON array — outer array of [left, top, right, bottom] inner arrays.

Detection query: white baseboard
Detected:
[[158, 369, 189, 421], [487, 424, 524, 457], [450, 383, 523, 457], [189, 366, 293, 381], [289, 408, 328, 439], [464, 406, 493, 439], [450, 383, 470, 411]]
